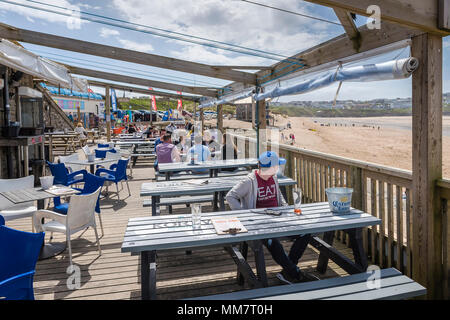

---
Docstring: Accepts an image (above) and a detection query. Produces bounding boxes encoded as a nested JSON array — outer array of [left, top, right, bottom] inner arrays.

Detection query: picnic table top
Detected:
[[114, 140, 154, 145], [65, 158, 118, 166], [121, 202, 381, 253], [140, 175, 296, 197], [157, 158, 258, 173], [0, 186, 79, 205]]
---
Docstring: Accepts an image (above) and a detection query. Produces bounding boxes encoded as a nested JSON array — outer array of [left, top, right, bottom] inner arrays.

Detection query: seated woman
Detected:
[[74, 122, 87, 139]]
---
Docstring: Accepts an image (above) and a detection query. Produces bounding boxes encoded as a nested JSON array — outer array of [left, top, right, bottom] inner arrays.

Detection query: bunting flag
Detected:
[[110, 88, 118, 112], [148, 87, 157, 111], [177, 91, 183, 112]]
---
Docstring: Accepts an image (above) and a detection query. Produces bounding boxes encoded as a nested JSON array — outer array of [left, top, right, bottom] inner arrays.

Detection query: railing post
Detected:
[[286, 149, 295, 204], [351, 166, 363, 210]]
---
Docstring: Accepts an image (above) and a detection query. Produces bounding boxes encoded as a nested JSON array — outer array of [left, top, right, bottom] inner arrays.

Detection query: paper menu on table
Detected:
[[211, 217, 248, 235], [45, 186, 78, 196]]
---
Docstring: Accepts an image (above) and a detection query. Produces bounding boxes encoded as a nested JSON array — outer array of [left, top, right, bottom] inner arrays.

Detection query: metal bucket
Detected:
[[325, 187, 353, 213]]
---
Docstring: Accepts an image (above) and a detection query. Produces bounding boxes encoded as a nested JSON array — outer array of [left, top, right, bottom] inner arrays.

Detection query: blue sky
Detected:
[[0, 0, 448, 102]]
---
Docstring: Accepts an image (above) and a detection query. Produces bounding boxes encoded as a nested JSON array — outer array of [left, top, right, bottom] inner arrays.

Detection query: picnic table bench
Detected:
[[154, 167, 249, 182], [141, 175, 296, 215], [188, 268, 426, 300]]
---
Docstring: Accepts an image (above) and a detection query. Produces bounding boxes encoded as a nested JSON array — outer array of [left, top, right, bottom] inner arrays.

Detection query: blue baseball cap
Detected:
[[258, 151, 286, 168]]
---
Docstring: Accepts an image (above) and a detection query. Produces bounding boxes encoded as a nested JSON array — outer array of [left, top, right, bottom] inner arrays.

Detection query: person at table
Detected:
[[220, 133, 239, 172], [185, 119, 193, 132], [74, 122, 87, 138], [155, 134, 181, 165], [154, 129, 166, 148], [186, 134, 211, 173], [166, 122, 177, 133], [225, 151, 316, 284], [143, 126, 153, 138], [128, 124, 137, 134]]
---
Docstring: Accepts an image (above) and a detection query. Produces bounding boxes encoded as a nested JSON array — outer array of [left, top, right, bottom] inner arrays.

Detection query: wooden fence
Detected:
[[231, 133, 449, 298]]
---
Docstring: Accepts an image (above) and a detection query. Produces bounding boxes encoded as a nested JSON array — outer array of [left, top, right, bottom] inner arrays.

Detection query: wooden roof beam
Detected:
[[0, 23, 257, 84], [333, 8, 361, 51], [87, 80, 201, 101], [304, 0, 450, 36], [67, 65, 217, 97]]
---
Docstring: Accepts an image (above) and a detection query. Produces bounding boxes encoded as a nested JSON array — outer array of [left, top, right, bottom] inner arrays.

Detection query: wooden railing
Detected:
[[437, 178, 450, 299], [231, 133, 448, 296]]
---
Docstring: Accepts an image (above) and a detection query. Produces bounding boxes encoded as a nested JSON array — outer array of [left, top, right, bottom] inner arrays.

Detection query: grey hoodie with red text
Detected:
[[225, 171, 288, 210]]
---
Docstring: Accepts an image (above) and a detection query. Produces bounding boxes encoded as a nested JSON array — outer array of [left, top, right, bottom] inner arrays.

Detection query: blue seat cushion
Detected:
[[53, 203, 69, 215]]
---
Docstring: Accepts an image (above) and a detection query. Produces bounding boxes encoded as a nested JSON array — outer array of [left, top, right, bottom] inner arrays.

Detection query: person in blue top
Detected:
[[186, 135, 211, 173]]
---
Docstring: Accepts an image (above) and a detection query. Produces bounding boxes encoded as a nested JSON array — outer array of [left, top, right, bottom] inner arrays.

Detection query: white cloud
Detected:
[[100, 27, 120, 38], [111, 0, 336, 64], [117, 38, 154, 53], [0, 0, 87, 30]]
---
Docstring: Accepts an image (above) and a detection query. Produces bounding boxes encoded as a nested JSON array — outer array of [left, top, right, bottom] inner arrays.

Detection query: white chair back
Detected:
[[59, 153, 84, 173], [66, 187, 101, 231], [0, 175, 34, 192], [82, 145, 91, 156]]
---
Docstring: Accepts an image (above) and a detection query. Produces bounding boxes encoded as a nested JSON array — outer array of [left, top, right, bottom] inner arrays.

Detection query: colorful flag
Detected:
[[110, 88, 118, 112], [149, 87, 157, 111], [87, 88, 93, 93], [177, 91, 183, 112]]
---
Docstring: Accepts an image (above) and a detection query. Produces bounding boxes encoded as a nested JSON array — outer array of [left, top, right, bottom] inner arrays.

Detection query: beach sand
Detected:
[[206, 115, 450, 178]]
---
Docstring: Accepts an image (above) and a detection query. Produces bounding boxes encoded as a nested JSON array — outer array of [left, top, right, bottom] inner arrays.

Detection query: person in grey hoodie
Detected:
[[226, 151, 316, 284]]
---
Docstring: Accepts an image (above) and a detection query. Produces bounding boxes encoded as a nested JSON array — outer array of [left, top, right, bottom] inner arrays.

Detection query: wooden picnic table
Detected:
[[0, 186, 79, 260], [45, 133, 84, 159], [157, 158, 259, 180], [114, 141, 155, 167], [141, 175, 296, 216], [121, 202, 381, 300]]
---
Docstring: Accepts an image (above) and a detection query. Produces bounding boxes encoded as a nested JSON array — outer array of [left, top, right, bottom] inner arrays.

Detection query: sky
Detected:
[[0, 0, 449, 102]]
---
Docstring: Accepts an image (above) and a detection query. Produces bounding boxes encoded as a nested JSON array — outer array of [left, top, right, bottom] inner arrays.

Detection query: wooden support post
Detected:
[[200, 108, 204, 135], [105, 86, 111, 142], [217, 104, 223, 134], [411, 33, 443, 299], [256, 98, 266, 156], [77, 106, 81, 125], [193, 102, 197, 122]]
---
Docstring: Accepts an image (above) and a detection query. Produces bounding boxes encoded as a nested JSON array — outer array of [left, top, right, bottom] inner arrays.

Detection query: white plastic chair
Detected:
[[33, 187, 102, 266], [0, 175, 37, 232], [82, 145, 91, 157], [59, 153, 85, 180]]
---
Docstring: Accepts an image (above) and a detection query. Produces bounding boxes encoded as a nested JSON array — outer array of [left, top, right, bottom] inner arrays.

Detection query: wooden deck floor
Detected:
[[7, 157, 356, 300]]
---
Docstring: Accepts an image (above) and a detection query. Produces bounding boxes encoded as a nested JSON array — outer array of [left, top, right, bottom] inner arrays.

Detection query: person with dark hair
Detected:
[[226, 151, 317, 284], [156, 134, 180, 165]]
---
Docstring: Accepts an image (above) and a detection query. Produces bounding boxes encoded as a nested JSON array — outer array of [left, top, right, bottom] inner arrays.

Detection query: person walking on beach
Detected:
[[226, 151, 317, 284]]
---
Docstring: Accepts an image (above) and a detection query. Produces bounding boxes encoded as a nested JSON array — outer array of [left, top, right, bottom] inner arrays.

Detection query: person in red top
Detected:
[[226, 151, 317, 284]]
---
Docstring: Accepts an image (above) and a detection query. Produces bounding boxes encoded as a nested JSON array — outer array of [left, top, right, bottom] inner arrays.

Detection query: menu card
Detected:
[[211, 217, 248, 235], [45, 185, 78, 196]]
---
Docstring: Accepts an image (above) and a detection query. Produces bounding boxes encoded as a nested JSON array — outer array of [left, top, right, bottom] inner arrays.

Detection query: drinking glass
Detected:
[[293, 188, 302, 215], [191, 204, 202, 229]]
